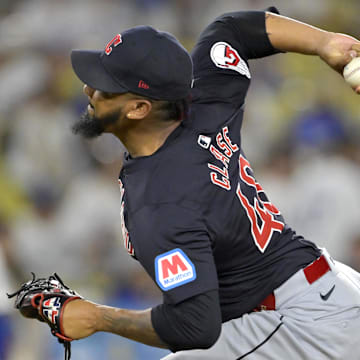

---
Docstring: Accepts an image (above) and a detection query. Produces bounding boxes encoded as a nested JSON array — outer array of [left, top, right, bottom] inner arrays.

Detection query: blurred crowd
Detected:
[[0, 0, 360, 359]]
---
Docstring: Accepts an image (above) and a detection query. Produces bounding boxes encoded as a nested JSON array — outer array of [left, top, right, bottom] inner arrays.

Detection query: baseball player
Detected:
[[9, 7, 360, 360]]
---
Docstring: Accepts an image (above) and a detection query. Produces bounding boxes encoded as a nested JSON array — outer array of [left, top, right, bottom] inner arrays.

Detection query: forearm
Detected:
[[62, 299, 169, 349], [265, 10, 360, 86], [265, 11, 330, 55], [97, 305, 168, 348], [62, 291, 221, 351]]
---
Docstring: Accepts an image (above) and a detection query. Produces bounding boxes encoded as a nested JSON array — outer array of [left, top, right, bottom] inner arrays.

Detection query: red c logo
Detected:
[[225, 45, 240, 66], [105, 34, 122, 55]]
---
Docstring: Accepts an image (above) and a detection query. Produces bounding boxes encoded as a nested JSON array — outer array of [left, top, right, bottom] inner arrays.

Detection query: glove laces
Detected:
[[64, 341, 71, 360]]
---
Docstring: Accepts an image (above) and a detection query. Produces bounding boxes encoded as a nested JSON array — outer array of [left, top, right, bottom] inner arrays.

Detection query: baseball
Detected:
[[343, 57, 360, 87]]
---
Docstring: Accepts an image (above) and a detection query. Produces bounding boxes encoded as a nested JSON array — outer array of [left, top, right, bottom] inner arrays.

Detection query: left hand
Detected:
[[7, 273, 83, 341], [318, 32, 360, 93]]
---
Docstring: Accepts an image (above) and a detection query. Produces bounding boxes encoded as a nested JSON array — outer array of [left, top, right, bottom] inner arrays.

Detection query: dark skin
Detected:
[[82, 86, 181, 157], [62, 300, 168, 348], [63, 88, 180, 348], [63, 12, 360, 348], [64, 87, 172, 348]]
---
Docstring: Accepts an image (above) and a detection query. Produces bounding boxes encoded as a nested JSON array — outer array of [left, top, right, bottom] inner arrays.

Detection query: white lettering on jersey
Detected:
[[207, 126, 239, 191], [118, 179, 135, 257], [155, 249, 196, 291], [210, 41, 251, 78]]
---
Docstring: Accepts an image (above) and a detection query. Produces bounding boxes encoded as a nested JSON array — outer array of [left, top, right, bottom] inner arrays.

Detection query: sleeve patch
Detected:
[[155, 249, 196, 291], [210, 41, 251, 78]]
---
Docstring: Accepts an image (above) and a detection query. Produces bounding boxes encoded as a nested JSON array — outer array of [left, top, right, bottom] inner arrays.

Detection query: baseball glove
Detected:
[[7, 272, 82, 360]]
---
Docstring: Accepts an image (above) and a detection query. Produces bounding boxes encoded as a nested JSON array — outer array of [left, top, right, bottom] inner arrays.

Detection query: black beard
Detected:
[[72, 108, 121, 138]]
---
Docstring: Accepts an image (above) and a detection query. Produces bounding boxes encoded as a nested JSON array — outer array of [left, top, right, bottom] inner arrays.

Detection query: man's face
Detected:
[[72, 85, 124, 138]]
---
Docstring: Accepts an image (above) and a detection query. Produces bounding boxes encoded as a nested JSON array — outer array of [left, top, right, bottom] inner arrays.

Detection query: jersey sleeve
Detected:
[[151, 290, 221, 352], [130, 203, 219, 304], [190, 9, 280, 104]]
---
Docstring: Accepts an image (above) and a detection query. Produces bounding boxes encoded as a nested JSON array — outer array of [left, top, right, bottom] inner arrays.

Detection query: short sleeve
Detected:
[[191, 10, 280, 103], [130, 203, 219, 304]]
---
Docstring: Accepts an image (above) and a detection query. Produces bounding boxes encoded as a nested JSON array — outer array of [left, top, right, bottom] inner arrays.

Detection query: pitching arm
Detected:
[[265, 11, 360, 93]]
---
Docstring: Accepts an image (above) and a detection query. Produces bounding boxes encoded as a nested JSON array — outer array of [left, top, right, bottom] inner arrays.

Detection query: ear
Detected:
[[126, 99, 152, 120]]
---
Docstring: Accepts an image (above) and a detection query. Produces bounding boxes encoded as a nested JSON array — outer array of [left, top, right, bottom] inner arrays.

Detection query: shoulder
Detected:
[[146, 129, 212, 205]]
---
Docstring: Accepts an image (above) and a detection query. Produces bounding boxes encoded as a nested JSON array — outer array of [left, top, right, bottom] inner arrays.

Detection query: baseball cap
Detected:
[[71, 26, 193, 101]]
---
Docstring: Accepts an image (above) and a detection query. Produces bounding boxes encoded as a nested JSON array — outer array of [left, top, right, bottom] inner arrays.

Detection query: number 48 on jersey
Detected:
[[237, 154, 284, 252]]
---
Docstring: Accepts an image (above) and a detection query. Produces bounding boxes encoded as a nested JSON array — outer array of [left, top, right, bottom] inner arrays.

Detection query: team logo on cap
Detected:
[[155, 249, 196, 291], [210, 41, 251, 78], [105, 34, 122, 55]]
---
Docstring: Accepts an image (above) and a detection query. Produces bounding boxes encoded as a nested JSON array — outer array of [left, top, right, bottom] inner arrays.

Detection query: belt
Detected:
[[253, 254, 331, 312]]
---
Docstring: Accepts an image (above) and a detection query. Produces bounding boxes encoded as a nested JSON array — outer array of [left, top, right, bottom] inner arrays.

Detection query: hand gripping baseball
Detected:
[[7, 273, 82, 360]]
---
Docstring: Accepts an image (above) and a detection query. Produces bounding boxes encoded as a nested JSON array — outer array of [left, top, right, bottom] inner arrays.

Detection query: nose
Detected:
[[83, 84, 95, 97]]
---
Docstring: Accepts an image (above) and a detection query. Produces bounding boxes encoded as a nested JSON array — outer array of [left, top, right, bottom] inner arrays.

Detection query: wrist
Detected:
[[62, 299, 100, 339], [93, 304, 110, 333], [316, 31, 335, 58]]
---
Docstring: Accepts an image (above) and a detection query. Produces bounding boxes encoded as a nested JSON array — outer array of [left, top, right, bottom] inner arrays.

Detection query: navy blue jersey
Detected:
[[118, 11, 320, 322]]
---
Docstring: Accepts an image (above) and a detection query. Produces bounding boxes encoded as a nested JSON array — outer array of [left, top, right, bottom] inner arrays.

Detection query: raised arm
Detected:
[[265, 12, 360, 93]]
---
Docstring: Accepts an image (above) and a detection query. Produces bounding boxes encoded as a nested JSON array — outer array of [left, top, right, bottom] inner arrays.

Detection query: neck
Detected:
[[116, 120, 181, 158]]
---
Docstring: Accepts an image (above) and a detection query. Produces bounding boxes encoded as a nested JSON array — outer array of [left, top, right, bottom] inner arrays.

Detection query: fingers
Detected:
[[349, 50, 357, 59], [351, 44, 360, 60], [353, 85, 360, 94], [351, 43, 360, 52], [342, 51, 358, 70]]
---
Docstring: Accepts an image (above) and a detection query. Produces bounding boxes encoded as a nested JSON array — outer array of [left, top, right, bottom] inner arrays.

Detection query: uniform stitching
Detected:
[[235, 318, 284, 360]]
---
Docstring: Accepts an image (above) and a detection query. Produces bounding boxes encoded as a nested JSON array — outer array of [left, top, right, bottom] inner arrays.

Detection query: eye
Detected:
[[100, 91, 117, 99]]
